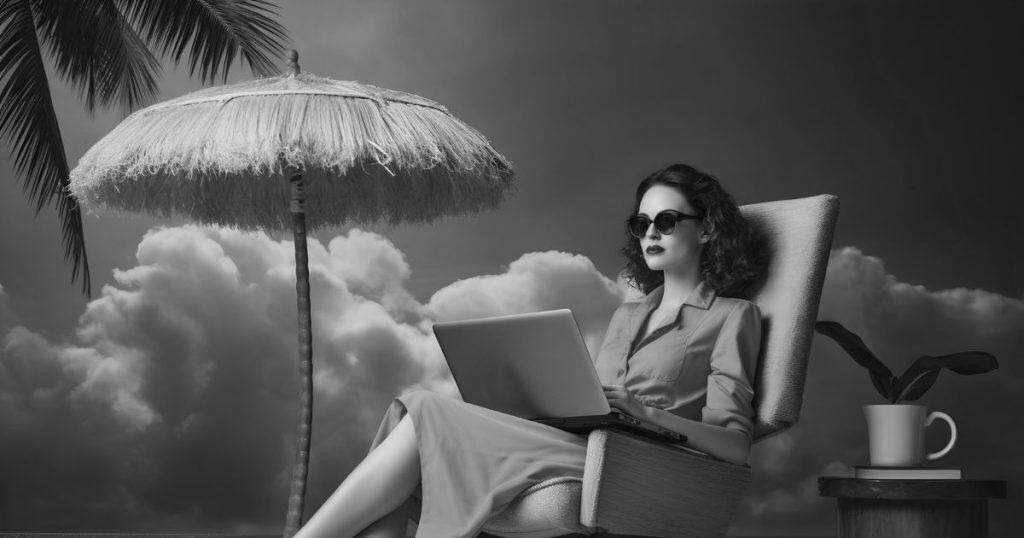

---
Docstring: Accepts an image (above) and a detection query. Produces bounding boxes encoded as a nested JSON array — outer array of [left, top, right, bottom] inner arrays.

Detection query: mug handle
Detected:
[[925, 411, 957, 460]]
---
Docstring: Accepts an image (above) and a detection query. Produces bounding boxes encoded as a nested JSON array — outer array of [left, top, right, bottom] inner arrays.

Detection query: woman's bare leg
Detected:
[[295, 414, 421, 538], [354, 495, 418, 538]]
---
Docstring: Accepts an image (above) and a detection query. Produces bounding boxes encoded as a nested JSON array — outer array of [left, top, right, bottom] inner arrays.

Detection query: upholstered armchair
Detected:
[[478, 194, 840, 538]]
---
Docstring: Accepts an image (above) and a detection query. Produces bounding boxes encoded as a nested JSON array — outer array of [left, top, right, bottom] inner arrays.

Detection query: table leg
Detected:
[[837, 498, 988, 538]]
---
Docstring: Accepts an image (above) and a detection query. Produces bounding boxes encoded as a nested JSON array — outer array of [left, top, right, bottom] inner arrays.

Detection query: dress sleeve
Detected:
[[701, 300, 762, 441]]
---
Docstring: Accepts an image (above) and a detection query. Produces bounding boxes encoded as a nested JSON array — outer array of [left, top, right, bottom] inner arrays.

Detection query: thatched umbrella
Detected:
[[68, 51, 515, 536]]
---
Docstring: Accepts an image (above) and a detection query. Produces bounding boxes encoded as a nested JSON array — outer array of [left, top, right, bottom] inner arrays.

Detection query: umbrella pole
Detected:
[[283, 165, 313, 538]]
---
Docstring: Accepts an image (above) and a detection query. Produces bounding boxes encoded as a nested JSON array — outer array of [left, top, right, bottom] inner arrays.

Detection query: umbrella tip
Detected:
[[288, 50, 300, 77]]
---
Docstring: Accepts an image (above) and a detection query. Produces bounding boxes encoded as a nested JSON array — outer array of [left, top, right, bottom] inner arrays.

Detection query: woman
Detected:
[[295, 163, 765, 538]]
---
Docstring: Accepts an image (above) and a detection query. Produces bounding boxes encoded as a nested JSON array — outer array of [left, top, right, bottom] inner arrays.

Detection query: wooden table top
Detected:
[[818, 476, 1007, 500]]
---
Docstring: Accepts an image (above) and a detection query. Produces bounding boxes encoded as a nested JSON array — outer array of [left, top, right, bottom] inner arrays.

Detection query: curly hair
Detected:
[[619, 163, 767, 298]]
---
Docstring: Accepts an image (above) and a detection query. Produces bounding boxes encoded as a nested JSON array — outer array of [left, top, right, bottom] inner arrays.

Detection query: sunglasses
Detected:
[[626, 210, 703, 238]]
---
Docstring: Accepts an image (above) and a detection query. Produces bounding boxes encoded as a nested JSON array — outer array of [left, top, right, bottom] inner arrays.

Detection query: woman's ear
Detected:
[[699, 221, 715, 244]]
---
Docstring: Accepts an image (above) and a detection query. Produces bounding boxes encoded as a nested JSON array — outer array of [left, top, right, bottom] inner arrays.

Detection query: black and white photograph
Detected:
[[0, 1, 1020, 537]]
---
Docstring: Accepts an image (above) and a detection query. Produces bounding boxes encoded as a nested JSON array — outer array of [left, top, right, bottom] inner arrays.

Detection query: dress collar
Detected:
[[626, 279, 717, 338]]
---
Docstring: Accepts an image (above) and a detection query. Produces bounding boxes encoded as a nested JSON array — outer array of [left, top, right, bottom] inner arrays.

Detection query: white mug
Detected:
[[863, 404, 957, 467]]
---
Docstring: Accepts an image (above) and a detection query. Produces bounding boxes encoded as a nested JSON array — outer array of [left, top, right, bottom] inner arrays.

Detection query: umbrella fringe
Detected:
[[72, 156, 517, 231], [69, 75, 515, 230]]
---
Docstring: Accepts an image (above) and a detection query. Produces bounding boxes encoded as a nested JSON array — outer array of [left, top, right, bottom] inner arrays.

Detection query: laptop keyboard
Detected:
[[612, 410, 642, 425]]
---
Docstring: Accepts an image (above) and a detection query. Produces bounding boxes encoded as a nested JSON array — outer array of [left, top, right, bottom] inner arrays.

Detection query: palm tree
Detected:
[[0, 0, 288, 297]]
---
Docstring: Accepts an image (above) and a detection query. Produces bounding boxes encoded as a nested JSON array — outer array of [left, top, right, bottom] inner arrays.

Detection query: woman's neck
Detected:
[[659, 267, 701, 309]]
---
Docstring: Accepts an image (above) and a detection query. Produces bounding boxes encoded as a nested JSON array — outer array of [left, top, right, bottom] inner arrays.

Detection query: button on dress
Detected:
[[365, 279, 761, 537]]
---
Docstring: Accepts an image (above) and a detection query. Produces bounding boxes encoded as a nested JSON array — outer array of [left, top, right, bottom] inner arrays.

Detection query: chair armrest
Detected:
[[580, 428, 751, 538]]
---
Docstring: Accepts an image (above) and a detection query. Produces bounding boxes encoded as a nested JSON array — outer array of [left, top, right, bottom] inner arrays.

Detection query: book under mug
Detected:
[[852, 464, 962, 479]]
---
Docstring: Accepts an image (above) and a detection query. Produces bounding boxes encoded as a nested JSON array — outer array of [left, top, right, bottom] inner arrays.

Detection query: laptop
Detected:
[[431, 308, 687, 445]]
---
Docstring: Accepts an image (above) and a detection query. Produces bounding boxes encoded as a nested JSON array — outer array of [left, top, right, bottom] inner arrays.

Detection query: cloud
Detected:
[[2, 237, 1020, 535], [730, 246, 1024, 537], [425, 250, 626, 352], [0, 225, 623, 532]]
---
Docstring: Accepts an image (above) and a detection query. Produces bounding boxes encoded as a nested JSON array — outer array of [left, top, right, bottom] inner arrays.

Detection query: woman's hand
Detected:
[[602, 384, 646, 418]]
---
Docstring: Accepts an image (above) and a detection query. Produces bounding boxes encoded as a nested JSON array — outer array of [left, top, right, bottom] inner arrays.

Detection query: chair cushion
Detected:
[[739, 194, 839, 440], [481, 477, 595, 537]]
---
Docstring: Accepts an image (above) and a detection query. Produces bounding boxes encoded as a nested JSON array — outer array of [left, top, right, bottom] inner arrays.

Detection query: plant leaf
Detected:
[[119, 0, 289, 82], [893, 351, 999, 403], [0, 0, 91, 296], [891, 357, 942, 403], [814, 320, 895, 400], [930, 351, 999, 375], [31, 0, 161, 114]]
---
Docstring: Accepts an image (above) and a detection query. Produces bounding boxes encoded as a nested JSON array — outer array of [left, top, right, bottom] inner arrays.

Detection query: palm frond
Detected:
[[31, 0, 161, 114], [119, 0, 288, 82], [0, 0, 91, 296]]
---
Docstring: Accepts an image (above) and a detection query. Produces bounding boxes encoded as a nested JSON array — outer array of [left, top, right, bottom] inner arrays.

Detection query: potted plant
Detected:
[[814, 320, 999, 466]]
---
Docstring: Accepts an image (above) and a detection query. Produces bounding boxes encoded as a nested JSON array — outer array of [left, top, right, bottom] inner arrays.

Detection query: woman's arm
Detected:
[[639, 405, 751, 465]]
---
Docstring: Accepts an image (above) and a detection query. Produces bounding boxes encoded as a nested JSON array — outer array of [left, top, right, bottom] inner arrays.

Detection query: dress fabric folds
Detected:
[[364, 278, 761, 536], [367, 389, 589, 538]]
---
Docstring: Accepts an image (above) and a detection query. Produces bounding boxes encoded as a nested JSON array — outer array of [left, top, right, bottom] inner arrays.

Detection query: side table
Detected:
[[818, 476, 1007, 538]]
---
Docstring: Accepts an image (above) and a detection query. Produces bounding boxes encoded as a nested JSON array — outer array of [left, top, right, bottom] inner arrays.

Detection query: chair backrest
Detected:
[[739, 194, 839, 441]]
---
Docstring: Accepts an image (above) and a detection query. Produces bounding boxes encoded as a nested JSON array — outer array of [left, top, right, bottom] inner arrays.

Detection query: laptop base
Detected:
[[534, 413, 688, 446]]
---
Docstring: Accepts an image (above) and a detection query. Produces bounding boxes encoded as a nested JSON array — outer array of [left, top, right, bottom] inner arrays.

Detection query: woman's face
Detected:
[[636, 183, 708, 274]]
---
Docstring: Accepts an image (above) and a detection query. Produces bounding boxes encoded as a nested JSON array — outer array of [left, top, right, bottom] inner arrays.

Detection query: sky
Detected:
[[0, 0, 1021, 536]]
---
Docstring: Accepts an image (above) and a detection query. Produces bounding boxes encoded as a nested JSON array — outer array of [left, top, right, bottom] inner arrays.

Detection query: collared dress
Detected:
[[364, 279, 761, 537]]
